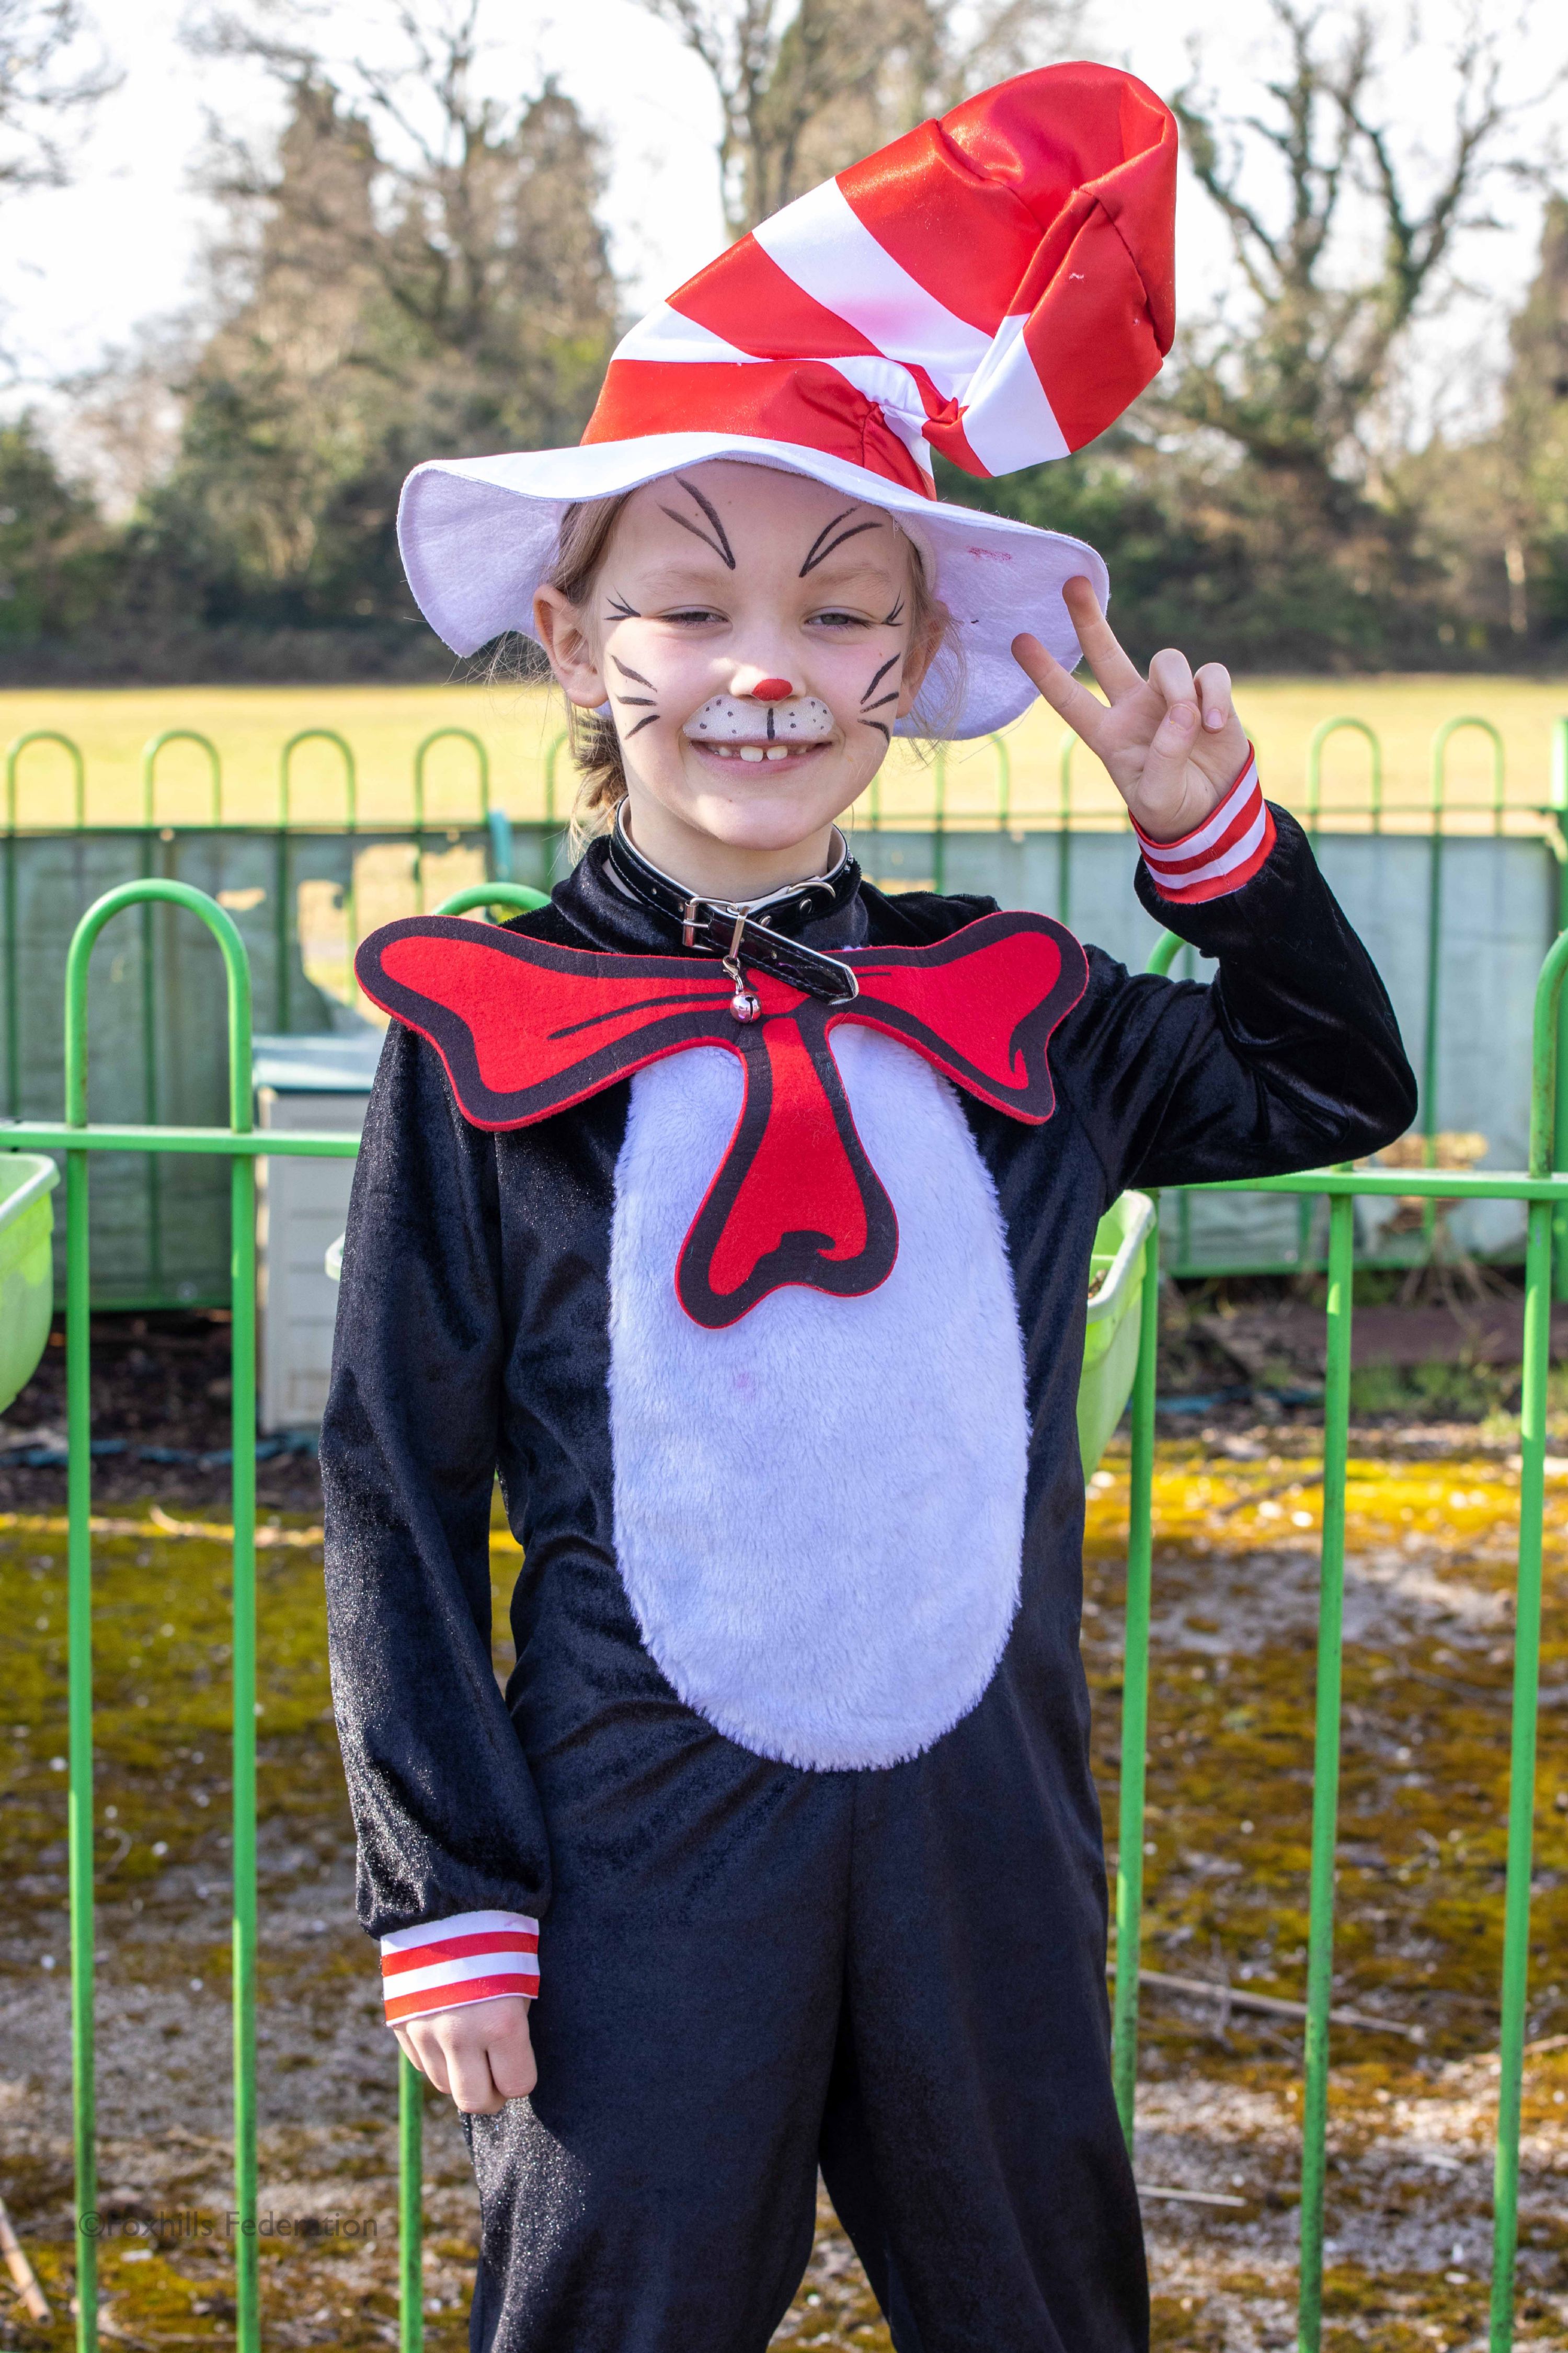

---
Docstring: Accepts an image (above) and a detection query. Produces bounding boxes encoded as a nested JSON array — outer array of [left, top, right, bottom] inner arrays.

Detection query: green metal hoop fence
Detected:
[[2, 713, 1559, 842], [1306, 715, 1382, 837], [2, 876, 1566, 2350], [413, 729, 490, 830], [141, 731, 223, 828], [6, 729, 86, 828], [278, 730, 357, 832]]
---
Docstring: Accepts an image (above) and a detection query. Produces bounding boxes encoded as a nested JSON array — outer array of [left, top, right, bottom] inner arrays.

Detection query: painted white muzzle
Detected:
[[683, 695, 835, 746]]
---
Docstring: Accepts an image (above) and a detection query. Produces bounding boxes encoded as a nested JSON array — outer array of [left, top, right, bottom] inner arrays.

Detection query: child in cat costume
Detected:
[[322, 60, 1415, 2353]]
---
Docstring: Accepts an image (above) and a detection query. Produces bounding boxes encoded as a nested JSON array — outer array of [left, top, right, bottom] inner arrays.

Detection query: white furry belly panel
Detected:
[[606, 1025, 1028, 1771]]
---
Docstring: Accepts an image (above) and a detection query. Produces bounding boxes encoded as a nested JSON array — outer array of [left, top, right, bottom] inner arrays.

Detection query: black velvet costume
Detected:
[[321, 806, 1415, 2353]]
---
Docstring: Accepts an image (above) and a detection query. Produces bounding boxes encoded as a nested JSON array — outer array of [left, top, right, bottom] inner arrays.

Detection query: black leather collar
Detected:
[[607, 807, 861, 1005]]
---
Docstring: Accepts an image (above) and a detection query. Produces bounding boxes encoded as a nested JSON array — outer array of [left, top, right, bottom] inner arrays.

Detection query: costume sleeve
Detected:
[[1052, 786, 1417, 1198], [321, 1021, 549, 2024]]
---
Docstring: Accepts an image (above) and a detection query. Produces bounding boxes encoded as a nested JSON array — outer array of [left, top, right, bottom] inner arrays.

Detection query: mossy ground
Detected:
[[2, 1435, 1566, 2350]]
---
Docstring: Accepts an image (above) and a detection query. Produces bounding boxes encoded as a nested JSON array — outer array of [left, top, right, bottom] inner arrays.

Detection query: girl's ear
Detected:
[[533, 586, 608, 711]]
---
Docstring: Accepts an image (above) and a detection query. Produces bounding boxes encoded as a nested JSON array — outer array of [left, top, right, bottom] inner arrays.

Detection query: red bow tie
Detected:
[[357, 911, 1087, 1328]]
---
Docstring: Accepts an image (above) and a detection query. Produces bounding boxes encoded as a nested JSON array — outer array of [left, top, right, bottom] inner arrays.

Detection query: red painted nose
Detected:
[[750, 678, 794, 702]]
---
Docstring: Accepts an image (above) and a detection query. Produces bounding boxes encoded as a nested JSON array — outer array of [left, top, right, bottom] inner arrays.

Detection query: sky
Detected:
[[0, 0, 1560, 439]]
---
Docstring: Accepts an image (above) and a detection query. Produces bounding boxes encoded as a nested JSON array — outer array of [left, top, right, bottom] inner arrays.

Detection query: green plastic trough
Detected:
[[326, 1186, 1155, 1477], [0, 1154, 60, 1414], [1079, 1190, 1156, 1474]]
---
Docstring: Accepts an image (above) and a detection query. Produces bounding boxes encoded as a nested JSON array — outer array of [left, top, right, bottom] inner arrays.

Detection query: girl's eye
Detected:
[[809, 610, 870, 631], [659, 607, 726, 626]]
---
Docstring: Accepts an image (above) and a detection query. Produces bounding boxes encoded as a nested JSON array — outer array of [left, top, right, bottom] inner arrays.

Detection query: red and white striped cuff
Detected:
[[1133, 749, 1275, 905], [380, 1910, 539, 2027]]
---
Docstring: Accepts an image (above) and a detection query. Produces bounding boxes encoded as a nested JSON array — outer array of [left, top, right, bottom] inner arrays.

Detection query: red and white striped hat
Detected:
[[397, 61, 1176, 739]]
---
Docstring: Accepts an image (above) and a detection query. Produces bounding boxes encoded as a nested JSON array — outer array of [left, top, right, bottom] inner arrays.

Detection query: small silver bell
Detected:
[[722, 941, 760, 1022]]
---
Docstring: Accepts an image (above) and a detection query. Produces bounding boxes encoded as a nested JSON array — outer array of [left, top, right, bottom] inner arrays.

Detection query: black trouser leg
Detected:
[[819, 2003, 928, 2353], [465, 1755, 854, 2353], [824, 1681, 1150, 2353]]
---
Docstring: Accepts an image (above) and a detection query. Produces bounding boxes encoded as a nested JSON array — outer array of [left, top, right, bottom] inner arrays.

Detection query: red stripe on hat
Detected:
[[926, 410, 989, 477], [672, 236, 884, 364], [384, 1970, 537, 2026], [1023, 205, 1170, 453], [950, 68, 1176, 350], [837, 119, 1040, 334], [585, 359, 936, 498]]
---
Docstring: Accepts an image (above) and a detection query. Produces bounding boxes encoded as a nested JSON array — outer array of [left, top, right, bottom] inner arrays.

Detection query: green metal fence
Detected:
[[8, 715, 1567, 1305], [4, 856, 1568, 2349]]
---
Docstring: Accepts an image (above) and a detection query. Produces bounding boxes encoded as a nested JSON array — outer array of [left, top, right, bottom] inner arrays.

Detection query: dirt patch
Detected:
[[0, 1317, 323, 1517]]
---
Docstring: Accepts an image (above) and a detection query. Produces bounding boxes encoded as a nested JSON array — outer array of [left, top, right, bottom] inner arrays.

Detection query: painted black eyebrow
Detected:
[[883, 595, 906, 625], [658, 476, 736, 569], [861, 656, 899, 704], [612, 656, 655, 687], [800, 512, 884, 576], [605, 591, 641, 620], [622, 712, 660, 738]]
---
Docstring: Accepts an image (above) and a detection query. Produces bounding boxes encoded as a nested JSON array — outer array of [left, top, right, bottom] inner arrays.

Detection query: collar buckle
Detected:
[[609, 809, 861, 1007]]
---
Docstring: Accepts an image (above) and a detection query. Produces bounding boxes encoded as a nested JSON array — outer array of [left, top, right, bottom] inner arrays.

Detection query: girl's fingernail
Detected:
[[1173, 702, 1197, 730], [1205, 708, 1225, 729]]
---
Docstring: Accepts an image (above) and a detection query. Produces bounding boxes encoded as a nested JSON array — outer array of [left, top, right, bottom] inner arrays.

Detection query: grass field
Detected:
[[1, 672, 1565, 833]]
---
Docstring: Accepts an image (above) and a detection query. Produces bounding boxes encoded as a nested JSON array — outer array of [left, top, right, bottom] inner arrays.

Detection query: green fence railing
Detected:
[[11, 716, 1564, 843], [2, 874, 1566, 2349]]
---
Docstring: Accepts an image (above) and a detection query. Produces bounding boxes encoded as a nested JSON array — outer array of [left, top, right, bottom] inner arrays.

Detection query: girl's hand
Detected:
[[393, 1995, 536, 2116], [1012, 578, 1250, 843]]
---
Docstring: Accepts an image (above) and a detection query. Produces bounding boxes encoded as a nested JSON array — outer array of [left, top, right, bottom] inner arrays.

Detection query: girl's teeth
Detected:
[[701, 741, 818, 760]]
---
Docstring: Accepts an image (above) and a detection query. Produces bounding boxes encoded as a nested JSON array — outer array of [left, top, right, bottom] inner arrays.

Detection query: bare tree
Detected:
[[640, 0, 1083, 238], [0, 0, 118, 197], [115, 2, 619, 621], [190, 0, 617, 429], [1497, 193, 1568, 636], [1168, 0, 1563, 514]]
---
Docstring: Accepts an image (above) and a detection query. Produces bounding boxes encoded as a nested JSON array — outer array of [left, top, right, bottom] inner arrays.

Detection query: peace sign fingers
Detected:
[[1010, 628, 1114, 760], [1011, 576, 1252, 843], [1059, 576, 1146, 704]]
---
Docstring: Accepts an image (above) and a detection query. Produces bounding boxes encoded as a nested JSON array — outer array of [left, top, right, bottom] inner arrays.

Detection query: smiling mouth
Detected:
[[690, 740, 829, 764]]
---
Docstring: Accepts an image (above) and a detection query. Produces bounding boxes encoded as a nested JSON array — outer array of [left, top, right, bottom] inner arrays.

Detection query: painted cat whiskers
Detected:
[[611, 654, 661, 740], [859, 653, 902, 745], [659, 476, 737, 569], [798, 505, 885, 578]]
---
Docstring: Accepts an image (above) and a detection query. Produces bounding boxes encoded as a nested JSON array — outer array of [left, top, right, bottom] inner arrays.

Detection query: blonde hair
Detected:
[[540, 488, 961, 852]]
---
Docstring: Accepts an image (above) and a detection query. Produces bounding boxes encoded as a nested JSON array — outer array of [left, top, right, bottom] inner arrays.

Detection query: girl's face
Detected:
[[533, 460, 937, 893]]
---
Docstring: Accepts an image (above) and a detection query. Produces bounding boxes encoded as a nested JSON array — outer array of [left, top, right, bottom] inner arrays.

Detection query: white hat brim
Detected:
[[396, 432, 1108, 741]]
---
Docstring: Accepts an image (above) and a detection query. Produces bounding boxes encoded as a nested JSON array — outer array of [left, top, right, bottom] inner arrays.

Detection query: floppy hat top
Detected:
[[396, 60, 1177, 739]]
